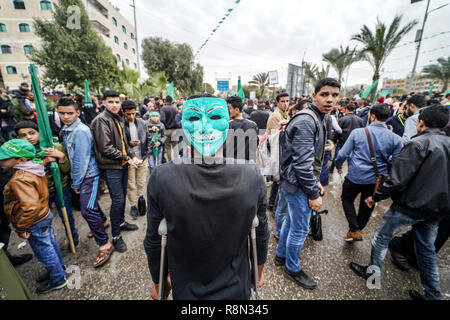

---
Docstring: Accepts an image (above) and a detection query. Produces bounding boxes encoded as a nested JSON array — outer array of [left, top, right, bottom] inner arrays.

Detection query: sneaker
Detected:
[[274, 255, 286, 267], [130, 206, 138, 220], [344, 230, 363, 242], [282, 267, 317, 289], [36, 277, 68, 294], [36, 271, 50, 284], [120, 221, 139, 231], [112, 236, 127, 252]]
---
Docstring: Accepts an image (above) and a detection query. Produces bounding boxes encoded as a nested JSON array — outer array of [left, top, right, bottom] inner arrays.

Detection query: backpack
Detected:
[[258, 108, 320, 182]]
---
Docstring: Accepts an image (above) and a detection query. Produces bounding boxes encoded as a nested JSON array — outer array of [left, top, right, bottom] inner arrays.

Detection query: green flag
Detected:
[[29, 63, 75, 253], [379, 89, 390, 98], [372, 92, 379, 106], [360, 79, 379, 99], [152, 128, 159, 159], [166, 82, 176, 102], [237, 77, 245, 102], [84, 79, 92, 104], [429, 82, 434, 96]]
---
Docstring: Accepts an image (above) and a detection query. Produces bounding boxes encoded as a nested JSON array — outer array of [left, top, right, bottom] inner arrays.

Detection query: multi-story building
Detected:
[[383, 74, 444, 94], [0, 0, 139, 90]]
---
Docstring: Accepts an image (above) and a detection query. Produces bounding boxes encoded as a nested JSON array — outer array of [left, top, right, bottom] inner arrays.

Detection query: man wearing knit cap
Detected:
[[402, 94, 426, 144]]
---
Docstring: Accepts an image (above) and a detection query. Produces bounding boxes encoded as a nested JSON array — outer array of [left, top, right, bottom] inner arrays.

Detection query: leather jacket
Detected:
[[373, 128, 450, 220], [90, 110, 135, 170], [337, 113, 365, 146], [3, 170, 50, 234]]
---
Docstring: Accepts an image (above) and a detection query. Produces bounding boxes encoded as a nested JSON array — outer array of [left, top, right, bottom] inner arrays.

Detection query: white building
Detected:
[[0, 0, 139, 90]]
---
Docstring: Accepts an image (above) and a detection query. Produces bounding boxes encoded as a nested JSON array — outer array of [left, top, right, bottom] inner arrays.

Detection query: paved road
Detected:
[[8, 170, 449, 300]]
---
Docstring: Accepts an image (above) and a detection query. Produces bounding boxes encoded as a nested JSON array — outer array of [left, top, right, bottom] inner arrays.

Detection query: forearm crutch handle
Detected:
[[158, 218, 167, 300]]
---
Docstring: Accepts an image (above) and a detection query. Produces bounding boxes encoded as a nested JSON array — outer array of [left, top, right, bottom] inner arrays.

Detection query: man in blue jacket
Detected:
[[336, 104, 403, 242], [274, 78, 340, 290], [58, 97, 113, 268]]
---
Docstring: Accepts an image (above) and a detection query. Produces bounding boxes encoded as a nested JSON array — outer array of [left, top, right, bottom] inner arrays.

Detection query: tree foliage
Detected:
[[141, 37, 203, 96], [30, 0, 120, 89], [322, 46, 362, 83], [421, 56, 450, 92], [351, 15, 417, 98], [249, 72, 269, 98]]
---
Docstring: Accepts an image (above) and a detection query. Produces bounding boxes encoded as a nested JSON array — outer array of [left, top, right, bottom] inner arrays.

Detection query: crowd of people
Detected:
[[0, 78, 449, 300]]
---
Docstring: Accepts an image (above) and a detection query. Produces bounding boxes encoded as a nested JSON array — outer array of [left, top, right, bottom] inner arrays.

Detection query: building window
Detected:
[[125, 58, 129, 66], [13, 0, 25, 10], [24, 44, 34, 54], [131, 33, 134, 40], [40, 0, 52, 10], [112, 17, 117, 26], [116, 54, 121, 61], [124, 42, 128, 50], [0, 23, 7, 32], [6, 66, 17, 74], [114, 36, 119, 44], [132, 48, 135, 54], [1, 45, 12, 54], [19, 23, 30, 32], [134, 63, 137, 69], [122, 25, 126, 34]]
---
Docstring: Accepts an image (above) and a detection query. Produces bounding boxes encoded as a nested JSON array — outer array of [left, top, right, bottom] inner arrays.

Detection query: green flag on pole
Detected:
[[429, 82, 434, 96], [84, 79, 92, 104], [28, 64, 76, 253], [237, 77, 245, 102], [372, 92, 379, 106], [166, 82, 176, 102], [379, 89, 390, 98], [360, 79, 379, 99]]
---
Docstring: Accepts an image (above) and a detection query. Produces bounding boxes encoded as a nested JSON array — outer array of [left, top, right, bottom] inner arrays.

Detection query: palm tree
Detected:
[[249, 72, 269, 98], [116, 61, 141, 99], [322, 45, 362, 83], [421, 56, 450, 92], [303, 62, 330, 84], [351, 15, 417, 98]]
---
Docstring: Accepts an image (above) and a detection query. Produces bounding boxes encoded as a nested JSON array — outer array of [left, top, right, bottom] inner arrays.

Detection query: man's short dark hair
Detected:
[[370, 103, 390, 122], [418, 104, 449, 129], [276, 92, 289, 102], [122, 100, 137, 111], [314, 78, 341, 94], [20, 82, 28, 87], [187, 93, 215, 100], [165, 96, 173, 104], [346, 104, 356, 112], [57, 97, 79, 110], [294, 99, 308, 111], [407, 94, 426, 108], [102, 90, 120, 100], [226, 96, 243, 112], [14, 120, 39, 134], [247, 99, 254, 107]]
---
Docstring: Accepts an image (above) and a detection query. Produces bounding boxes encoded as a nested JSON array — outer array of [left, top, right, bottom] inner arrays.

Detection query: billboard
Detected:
[[217, 80, 229, 91], [268, 70, 279, 85]]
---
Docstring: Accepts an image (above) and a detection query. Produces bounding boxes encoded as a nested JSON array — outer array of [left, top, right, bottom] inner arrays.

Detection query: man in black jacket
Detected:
[[91, 90, 141, 252], [144, 94, 269, 300], [349, 105, 450, 300], [159, 96, 179, 162], [0, 91, 16, 140]]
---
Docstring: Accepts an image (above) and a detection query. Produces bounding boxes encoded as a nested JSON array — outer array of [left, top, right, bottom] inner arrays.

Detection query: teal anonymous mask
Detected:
[[182, 97, 229, 156]]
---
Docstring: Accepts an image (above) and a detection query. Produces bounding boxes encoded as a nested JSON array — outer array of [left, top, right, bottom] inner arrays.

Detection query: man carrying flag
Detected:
[[146, 111, 166, 174]]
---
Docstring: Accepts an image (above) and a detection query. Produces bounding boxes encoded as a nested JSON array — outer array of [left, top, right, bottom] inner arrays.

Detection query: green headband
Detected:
[[0, 140, 48, 164], [149, 112, 160, 117]]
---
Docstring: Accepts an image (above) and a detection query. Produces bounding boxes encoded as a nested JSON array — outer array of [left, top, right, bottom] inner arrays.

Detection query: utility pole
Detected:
[[131, 0, 141, 75], [408, 0, 430, 94]]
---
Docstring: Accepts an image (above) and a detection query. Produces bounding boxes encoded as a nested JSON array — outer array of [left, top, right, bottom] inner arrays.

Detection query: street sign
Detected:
[[217, 80, 229, 91]]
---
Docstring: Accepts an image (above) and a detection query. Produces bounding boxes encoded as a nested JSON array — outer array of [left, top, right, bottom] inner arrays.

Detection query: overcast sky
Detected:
[[109, 0, 450, 91]]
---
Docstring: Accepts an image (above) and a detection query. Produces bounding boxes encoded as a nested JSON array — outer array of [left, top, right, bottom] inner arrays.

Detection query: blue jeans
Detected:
[[49, 185, 78, 240], [28, 212, 66, 284], [329, 144, 342, 173], [104, 168, 128, 239], [148, 147, 162, 174], [275, 186, 312, 273], [274, 189, 288, 237], [370, 209, 441, 300]]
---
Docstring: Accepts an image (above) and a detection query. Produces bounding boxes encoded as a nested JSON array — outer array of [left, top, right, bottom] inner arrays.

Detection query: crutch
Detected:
[[158, 218, 167, 300], [250, 215, 259, 300]]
